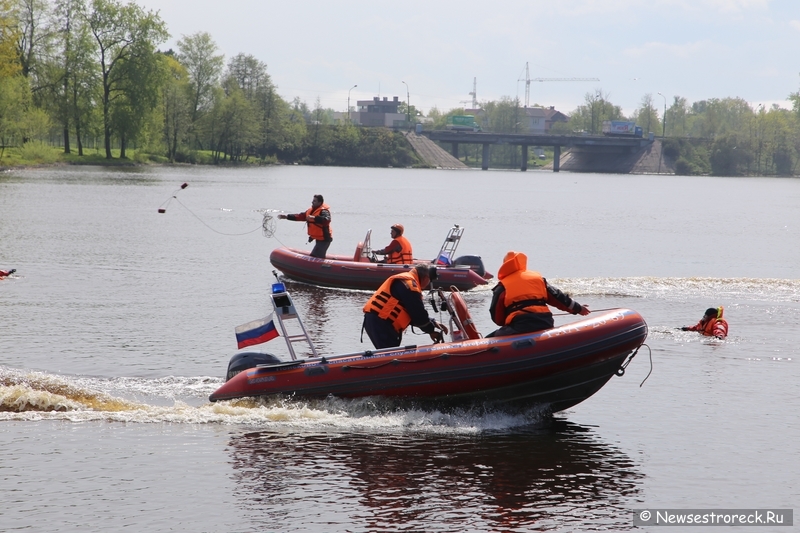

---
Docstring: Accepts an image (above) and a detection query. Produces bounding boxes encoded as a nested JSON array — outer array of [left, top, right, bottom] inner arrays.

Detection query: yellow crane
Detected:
[[518, 62, 599, 107]]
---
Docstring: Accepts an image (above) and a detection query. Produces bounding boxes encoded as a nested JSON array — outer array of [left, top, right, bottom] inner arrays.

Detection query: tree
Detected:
[[160, 53, 190, 162], [176, 31, 222, 147], [709, 133, 752, 176], [44, 0, 96, 154], [111, 34, 165, 158], [86, 0, 167, 158], [631, 94, 659, 136], [565, 90, 624, 133], [666, 96, 690, 137], [13, 0, 54, 85], [0, 0, 21, 77], [0, 74, 30, 154]]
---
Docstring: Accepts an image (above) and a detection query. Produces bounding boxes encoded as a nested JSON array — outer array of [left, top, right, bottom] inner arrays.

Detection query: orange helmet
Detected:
[[391, 223, 404, 235]]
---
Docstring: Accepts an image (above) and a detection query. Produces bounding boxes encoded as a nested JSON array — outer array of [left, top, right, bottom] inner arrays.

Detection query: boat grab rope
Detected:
[[615, 343, 652, 387], [342, 347, 495, 371], [552, 307, 621, 316]]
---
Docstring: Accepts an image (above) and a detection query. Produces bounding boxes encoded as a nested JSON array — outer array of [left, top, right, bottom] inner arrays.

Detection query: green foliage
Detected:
[[300, 125, 418, 167], [0, 75, 31, 149], [18, 140, 58, 162], [710, 133, 752, 176], [567, 90, 625, 133], [662, 138, 710, 175]]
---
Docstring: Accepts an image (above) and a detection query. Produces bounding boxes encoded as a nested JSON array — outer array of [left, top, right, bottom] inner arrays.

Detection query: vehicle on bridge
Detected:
[[446, 115, 481, 132], [602, 120, 643, 137]]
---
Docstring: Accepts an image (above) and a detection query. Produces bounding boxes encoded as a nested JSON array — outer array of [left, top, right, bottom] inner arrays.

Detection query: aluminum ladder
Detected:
[[434, 224, 464, 265], [269, 276, 318, 360]]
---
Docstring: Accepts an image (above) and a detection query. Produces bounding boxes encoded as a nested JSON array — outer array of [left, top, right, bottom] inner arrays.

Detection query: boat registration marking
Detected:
[[248, 375, 277, 384], [541, 311, 627, 338]]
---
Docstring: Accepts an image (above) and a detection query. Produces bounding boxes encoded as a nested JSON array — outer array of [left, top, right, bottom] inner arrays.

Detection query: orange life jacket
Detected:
[[500, 269, 550, 325], [701, 307, 728, 338], [363, 270, 421, 332], [305, 203, 332, 241], [386, 235, 413, 264]]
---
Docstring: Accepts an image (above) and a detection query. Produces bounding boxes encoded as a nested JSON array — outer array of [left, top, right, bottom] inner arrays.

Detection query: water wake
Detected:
[[0, 367, 549, 432]]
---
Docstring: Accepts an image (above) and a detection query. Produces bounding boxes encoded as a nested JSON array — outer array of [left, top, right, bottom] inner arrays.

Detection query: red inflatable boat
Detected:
[[210, 285, 648, 413], [270, 225, 493, 292]]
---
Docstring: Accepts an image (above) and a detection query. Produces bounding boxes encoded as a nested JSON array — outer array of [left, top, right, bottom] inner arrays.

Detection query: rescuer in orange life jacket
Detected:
[[487, 251, 590, 338], [681, 306, 729, 339], [362, 264, 448, 349], [277, 194, 332, 258], [372, 224, 413, 264]]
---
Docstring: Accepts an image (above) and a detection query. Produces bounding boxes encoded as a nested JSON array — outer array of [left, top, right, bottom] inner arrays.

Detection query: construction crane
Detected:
[[468, 77, 477, 109], [518, 62, 599, 107]]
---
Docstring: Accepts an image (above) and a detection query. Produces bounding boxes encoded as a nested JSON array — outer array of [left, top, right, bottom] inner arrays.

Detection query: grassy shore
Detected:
[[0, 142, 270, 169]]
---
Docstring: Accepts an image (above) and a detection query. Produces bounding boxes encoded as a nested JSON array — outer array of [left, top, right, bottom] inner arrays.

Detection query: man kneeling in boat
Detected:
[[681, 306, 728, 339], [363, 264, 448, 349], [487, 251, 590, 338], [372, 223, 413, 264]]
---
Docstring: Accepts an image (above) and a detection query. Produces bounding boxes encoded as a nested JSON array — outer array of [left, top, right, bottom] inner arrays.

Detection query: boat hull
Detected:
[[270, 247, 490, 291], [210, 309, 648, 413]]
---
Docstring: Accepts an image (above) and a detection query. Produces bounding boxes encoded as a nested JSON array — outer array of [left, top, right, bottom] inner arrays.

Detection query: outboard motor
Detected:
[[453, 255, 487, 278], [226, 352, 282, 381]]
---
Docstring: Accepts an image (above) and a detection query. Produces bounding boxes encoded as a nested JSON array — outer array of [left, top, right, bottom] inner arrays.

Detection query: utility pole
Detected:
[[657, 92, 666, 137], [347, 84, 357, 124], [401, 81, 410, 124], [469, 77, 477, 109]]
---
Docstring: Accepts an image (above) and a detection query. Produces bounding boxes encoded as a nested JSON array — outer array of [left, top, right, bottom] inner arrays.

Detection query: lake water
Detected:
[[1, 165, 798, 532]]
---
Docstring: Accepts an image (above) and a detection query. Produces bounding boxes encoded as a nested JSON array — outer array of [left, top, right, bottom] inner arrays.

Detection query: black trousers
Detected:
[[363, 312, 402, 349], [486, 313, 554, 337], [310, 239, 331, 259]]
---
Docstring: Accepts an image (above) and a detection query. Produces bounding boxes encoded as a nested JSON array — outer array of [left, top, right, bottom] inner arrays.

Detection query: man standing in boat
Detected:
[[372, 223, 413, 264], [277, 194, 332, 259], [487, 250, 590, 337], [363, 264, 448, 349], [681, 307, 728, 339]]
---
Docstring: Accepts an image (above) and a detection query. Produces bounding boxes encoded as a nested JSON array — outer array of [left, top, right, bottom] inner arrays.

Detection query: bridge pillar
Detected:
[[482, 144, 490, 170], [520, 145, 528, 171], [553, 145, 561, 172], [451, 142, 459, 159]]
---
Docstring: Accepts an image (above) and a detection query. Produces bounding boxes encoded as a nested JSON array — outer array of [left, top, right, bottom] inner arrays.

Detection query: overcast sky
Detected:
[[134, 0, 799, 116]]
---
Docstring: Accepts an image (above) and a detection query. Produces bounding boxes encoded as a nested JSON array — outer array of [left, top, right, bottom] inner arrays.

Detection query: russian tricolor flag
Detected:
[[235, 314, 279, 349]]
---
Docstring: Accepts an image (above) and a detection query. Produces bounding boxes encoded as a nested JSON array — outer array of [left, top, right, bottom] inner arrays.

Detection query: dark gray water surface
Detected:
[[1, 165, 798, 532]]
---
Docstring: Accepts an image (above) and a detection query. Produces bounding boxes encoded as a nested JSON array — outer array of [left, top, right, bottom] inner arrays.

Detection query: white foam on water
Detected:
[[0, 366, 549, 432]]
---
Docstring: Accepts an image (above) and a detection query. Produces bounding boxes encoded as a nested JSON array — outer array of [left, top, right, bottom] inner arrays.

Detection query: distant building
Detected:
[[543, 106, 569, 132], [350, 96, 407, 127]]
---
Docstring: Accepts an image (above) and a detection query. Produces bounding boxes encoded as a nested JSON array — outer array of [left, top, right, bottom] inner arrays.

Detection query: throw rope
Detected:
[[157, 182, 285, 241], [615, 343, 652, 387]]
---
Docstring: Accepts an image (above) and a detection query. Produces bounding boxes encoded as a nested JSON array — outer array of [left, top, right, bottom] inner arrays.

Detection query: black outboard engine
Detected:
[[226, 352, 282, 381], [453, 255, 487, 278]]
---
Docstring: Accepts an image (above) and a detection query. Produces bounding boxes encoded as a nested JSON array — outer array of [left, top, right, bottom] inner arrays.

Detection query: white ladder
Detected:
[[270, 280, 318, 360], [434, 224, 464, 265]]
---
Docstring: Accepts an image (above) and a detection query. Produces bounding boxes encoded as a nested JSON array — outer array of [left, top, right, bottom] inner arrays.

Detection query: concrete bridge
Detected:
[[423, 130, 654, 172]]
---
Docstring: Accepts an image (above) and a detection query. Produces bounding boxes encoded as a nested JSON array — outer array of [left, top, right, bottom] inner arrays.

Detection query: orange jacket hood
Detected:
[[497, 251, 527, 280]]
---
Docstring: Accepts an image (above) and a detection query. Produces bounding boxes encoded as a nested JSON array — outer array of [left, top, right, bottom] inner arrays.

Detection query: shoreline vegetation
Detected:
[[4, 133, 799, 178], [3, 0, 800, 176]]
